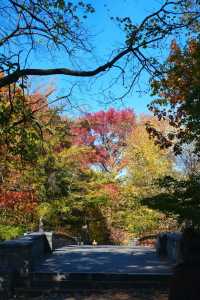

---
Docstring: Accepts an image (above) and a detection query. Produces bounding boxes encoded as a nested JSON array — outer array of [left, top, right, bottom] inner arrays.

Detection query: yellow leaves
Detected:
[[57, 145, 95, 169], [37, 202, 51, 218], [125, 117, 173, 188]]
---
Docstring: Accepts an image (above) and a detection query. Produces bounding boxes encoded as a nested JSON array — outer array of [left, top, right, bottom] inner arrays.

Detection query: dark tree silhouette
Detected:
[[0, 0, 200, 92]]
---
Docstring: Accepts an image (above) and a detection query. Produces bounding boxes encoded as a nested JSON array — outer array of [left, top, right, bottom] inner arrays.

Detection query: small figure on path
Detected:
[[92, 239, 97, 246]]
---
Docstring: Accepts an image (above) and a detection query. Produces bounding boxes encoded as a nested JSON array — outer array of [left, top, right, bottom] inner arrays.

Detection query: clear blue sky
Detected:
[[29, 0, 169, 117]]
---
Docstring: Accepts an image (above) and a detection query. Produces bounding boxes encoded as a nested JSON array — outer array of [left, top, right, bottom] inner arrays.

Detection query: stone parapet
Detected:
[[0, 232, 52, 299], [156, 232, 182, 263]]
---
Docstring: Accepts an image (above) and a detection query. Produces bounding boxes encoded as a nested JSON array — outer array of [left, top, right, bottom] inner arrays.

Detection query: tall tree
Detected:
[[71, 108, 135, 172], [143, 41, 200, 226], [0, 85, 49, 188], [125, 116, 173, 190], [147, 40, 200, 157]]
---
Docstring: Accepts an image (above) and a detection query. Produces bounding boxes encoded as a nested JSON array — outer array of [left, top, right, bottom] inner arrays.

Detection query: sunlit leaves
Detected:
[[149, 39, 200, 155], [125, 117, 173, 188], [71, 108, 136, 172]]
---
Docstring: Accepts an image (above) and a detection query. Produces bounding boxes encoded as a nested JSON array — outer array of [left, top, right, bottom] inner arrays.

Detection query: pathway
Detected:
[[33, 245, 173, 274], [14, 246, 173, 298]]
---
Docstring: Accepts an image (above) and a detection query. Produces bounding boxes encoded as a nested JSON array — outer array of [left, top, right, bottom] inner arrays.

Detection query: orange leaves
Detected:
[[149, 39, 200, 154], [188, 39, 199, 54], [161, 39, 200, 106], [170, 40, 181, 52], [102, 183, 120, 201]]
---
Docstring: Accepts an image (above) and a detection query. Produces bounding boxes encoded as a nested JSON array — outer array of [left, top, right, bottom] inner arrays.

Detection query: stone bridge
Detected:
[[0, 232, 179, 299]]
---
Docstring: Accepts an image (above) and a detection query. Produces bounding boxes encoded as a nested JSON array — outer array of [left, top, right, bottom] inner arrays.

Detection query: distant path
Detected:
[[33, 246, 173, 274]]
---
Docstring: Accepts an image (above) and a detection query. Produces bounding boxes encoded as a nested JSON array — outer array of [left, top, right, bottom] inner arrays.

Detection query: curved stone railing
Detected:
[[0, 231, 81, 298]]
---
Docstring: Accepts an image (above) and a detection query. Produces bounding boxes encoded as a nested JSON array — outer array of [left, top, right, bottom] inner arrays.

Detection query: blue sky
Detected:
[[29, 0, 170, 117]]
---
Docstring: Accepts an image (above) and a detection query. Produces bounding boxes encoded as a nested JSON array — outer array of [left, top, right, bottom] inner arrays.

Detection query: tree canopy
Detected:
[[148, 39, 200, 156], [144, 39, 200, 230], [71, 108, 135, 172], [0, 83, 177, 242], [1, 0, 200, 98], [2, 0, 200, 243]]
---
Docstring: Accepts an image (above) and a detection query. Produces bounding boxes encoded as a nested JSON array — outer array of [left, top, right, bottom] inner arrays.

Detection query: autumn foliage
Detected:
[[0, 84, 176, 242], [0, 191, 37, 212], [148, 39, 200, 155], [71, 108, 135, 172]]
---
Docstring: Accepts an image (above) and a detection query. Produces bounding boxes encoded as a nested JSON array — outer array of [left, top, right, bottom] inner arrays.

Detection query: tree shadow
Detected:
[[33, 246, 172, 274]]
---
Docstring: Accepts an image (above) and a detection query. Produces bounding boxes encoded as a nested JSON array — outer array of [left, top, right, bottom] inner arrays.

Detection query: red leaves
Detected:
[[0, 191, 38, 213], [71, 108, 136, 171], [102, 183, 120, 200]]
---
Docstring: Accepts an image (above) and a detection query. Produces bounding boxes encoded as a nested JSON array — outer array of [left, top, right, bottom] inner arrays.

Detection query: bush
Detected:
[[0, 225, 24, 241], [126, 206, 172, 236]]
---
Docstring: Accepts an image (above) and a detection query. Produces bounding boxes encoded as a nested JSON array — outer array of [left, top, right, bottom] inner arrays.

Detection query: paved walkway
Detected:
[[34, 246, 173, 274]]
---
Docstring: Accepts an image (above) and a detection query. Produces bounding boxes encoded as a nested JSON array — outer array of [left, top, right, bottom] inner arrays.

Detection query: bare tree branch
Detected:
[[0, 0, 200, 96], [0, 47, 132, 88]]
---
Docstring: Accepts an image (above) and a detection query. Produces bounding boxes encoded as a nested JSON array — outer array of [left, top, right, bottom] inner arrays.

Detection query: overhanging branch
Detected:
[[0, 47, 132, 88]]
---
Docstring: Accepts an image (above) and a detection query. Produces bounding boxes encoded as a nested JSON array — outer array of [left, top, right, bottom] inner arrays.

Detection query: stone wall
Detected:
[[0, 232, 52, 298], [156, 232, 182, 263]]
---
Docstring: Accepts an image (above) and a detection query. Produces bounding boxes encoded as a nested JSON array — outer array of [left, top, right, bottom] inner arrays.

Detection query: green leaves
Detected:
[[0, 83, 178, 242]]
